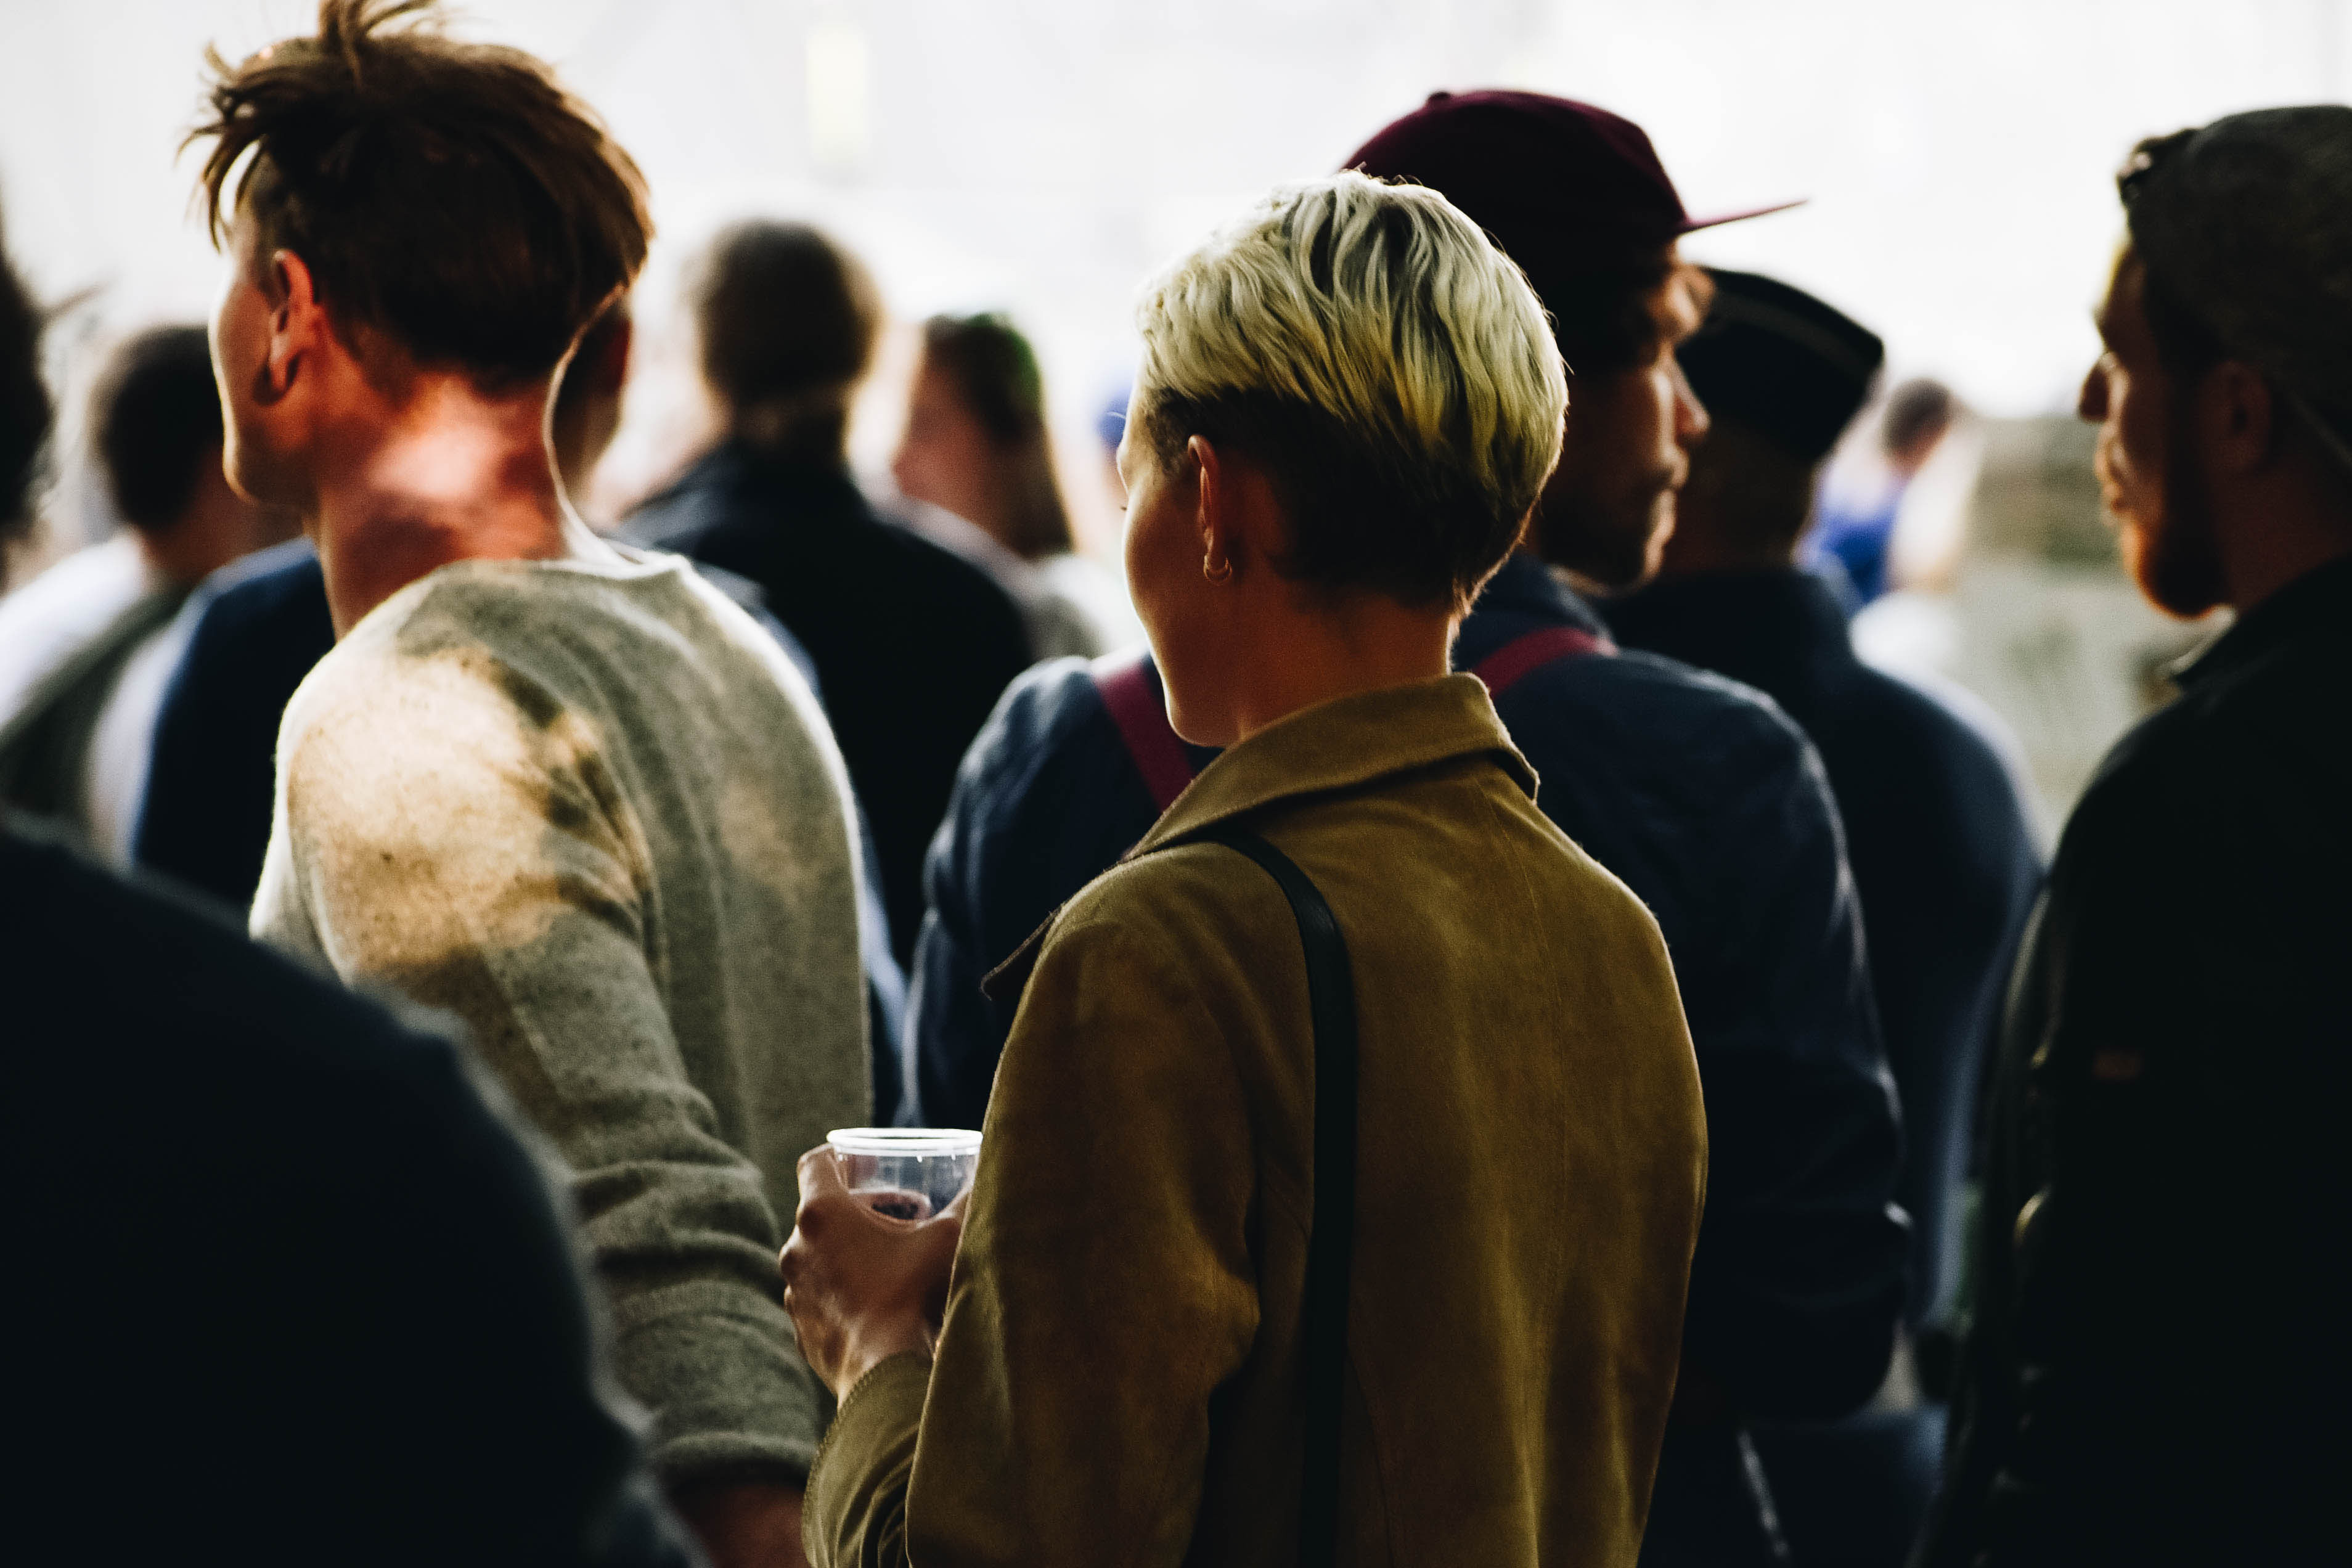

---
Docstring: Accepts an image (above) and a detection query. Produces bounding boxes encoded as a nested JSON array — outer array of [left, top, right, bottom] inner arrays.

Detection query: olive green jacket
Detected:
[[808, 674, 1707, 1567]]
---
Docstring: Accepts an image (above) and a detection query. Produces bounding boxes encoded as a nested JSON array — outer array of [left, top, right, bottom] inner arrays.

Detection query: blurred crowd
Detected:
[[3, 4, 2346, 1567]]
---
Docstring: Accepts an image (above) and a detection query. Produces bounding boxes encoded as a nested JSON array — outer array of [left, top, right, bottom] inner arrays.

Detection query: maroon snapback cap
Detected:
[[1345, 90, 1799, 281]]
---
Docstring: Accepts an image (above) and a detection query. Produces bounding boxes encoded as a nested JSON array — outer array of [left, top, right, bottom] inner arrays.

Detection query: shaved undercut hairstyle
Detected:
[[1134, 170, 1567, 614], [189, 0, 651, 388]]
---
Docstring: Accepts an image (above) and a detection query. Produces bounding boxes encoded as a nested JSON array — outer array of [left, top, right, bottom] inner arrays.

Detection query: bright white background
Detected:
[[4, 0, 2350, 532]]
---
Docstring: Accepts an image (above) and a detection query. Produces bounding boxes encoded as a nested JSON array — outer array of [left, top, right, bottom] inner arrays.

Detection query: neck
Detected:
[[311, 372, 587, 636], [1225, 594, 1455, 744], [2210, 445, 2352, 615], [1654, 527, 1800, 579], [2219, 503, 2352, 617], [730, 401, 851, 470]]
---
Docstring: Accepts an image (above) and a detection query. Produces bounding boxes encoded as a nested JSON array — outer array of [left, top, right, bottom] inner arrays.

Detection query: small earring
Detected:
[[1203, 550, 1233, 584]]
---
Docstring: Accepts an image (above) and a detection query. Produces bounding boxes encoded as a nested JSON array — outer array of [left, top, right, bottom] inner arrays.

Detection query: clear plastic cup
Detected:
[[828, 1128, 981, 1222]]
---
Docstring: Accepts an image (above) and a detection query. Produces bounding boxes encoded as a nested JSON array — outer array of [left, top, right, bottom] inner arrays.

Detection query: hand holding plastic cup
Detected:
[[827, 1128, 981, 1222]]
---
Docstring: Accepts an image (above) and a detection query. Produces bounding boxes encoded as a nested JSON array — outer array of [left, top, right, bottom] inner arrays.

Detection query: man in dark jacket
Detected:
[[623, 222, 1034, 968], [1919, 107, 2352, 1568], [910, 92, 1908, 1566], [131, 538, 332, 906], [1608, 270, 2044, 1565]]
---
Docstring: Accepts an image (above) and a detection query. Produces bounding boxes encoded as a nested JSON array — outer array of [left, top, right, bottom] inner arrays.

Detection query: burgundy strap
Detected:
[[1472, 625, 1615, 697], [1094, 651, 1198, 812]]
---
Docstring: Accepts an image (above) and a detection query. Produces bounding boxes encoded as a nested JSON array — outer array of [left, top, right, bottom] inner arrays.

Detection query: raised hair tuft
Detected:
[[187, 0, 650, 388]]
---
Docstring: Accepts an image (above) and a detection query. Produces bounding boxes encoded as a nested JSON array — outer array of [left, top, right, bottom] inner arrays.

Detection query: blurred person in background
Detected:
[[0, 201, 699, 1568], [906, 91, 1905, 1567], [1810, 378, 1956, 607], [784, 168, 1707, 1568], [1921, 107, 2352, 1568], [0, 325, 290, 855], [195, 6, 873, 1565], [0, 223, 43, 566], [133, 298, 628, 910], [1606, 269, 2043, 1567], [626, 223, 1034, 968], [892, 311, 1141, 657]]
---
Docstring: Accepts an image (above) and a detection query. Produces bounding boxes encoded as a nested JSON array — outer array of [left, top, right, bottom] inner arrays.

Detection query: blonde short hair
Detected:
[[1133, 170, 1567, 611]]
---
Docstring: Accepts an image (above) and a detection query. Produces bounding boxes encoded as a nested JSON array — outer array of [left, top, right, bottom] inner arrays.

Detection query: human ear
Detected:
[[2201, 361, 2276, 475], [2078, 356, 2112, 424], [264, 249, 323, 396], [1188, 435, 1228, 567]]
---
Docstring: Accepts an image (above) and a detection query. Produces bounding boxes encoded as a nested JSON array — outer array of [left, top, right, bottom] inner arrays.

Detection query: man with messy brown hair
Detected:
[[195, 6, 871, 1564]]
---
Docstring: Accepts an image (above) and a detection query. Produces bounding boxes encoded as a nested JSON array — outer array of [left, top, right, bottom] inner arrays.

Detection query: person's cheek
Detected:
[[2117, 385, 2161, 508], [1123, 485, 1162, 621]]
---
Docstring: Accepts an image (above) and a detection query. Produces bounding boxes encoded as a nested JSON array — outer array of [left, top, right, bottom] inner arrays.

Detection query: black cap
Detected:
[[1677, 269, 1884, 463]]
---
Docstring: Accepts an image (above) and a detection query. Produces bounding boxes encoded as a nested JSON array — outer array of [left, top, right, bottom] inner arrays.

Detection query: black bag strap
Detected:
[[1198, 825, 1357, 1568]]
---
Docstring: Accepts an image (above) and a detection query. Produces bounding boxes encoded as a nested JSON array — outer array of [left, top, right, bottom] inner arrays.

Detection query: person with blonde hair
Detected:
[[782, 170, 1708, 1567], [908, 96, 1900, 1567]]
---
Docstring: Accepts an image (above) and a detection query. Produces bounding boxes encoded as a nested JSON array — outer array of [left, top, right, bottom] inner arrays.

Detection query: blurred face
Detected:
[[2081, 248, 2225, 616], [208, 213, 310, 509], [892, 358, 1000, 533], [145, 440, 300, 585], [1533, 260, 1712, 590]]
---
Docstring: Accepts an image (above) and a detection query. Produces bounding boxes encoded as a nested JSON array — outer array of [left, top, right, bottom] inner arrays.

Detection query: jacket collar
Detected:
[[2173, 552, 2352, 692], [1470, 550, 1613, 638], [1603, 567, 1854, 670], [1129, 673, 1537, 860], [656, 441, 865, 512], [982, 675, 1533, 1003]]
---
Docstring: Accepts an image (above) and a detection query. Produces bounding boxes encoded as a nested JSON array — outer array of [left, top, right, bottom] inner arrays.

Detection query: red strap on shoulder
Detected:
[[1093, 650, 1199, 812], [1472, 625, 1615, 698]]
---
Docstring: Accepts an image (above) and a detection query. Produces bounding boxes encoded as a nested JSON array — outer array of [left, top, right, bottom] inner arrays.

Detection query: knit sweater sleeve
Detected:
[[256, 629, 825, 1485]]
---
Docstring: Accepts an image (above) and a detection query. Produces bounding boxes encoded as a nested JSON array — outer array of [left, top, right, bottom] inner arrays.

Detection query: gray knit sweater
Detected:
[[253, 546, 868, 1483]]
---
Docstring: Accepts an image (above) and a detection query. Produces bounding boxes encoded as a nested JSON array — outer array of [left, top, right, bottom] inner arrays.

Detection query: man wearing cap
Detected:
[[1917, 109, 2352, 1568], [907, 92, 1907, 1564], [1607, 269, 2044, 1562]]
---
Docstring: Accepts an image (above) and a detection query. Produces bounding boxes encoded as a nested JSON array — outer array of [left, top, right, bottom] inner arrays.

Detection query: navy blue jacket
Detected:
[[2, 821, 700, 1566], [1609, 568, 2043, 1325], [134, 540, 333, 910], [911, 550, 1908, 1423], [131, 541, 910, 1121]]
